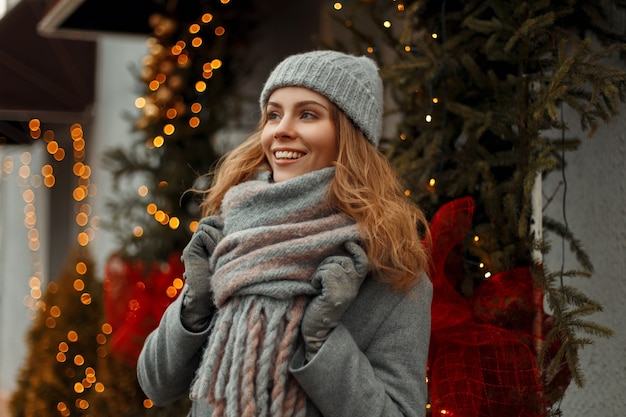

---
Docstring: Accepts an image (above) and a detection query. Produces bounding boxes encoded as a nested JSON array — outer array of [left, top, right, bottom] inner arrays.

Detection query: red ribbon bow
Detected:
[[427, 197, 569, 416]]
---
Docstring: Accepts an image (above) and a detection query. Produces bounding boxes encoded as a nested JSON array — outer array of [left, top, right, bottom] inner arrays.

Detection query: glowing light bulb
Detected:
[[163, 124, 175, 135]]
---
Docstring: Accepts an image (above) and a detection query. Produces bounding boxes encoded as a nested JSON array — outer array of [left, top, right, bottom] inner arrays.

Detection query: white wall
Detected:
[[89, 35, 147, 272], [0, 143, 49, 416], [543, 104, 626, 415]]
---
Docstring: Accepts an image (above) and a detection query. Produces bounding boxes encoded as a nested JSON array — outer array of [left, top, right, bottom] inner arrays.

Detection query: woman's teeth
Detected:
[[274, 151, 304, 159]]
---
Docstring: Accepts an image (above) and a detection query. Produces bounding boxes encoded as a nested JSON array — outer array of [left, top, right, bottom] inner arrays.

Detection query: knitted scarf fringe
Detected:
[[190, 168, 359, 417]]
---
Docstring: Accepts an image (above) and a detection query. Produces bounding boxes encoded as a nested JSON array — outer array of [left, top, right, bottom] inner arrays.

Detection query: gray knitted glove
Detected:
[[301, 242, 369, 361], [180, 215, 224, 331]]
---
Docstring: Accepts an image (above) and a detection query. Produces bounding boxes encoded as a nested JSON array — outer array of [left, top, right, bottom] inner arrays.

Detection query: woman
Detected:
[[137, 50, 433, 417]]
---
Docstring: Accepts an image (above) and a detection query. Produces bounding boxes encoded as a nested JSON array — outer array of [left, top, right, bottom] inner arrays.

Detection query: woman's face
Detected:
[[261, 86, 338, 183]]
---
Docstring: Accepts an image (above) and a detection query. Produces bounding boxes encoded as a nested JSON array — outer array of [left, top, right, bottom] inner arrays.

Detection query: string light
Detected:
[[153, 135, 165, 147], [134, 226, 144, 237], [196, 80, 207, 92], [427, 178, 436, 194], [138, 185, 149, 197], [189, 116, 201, 128], [177, 54, 189, 66], [163, 124, 175, 135], [165, 108, 177, 119], [191, 37, 203, 47]]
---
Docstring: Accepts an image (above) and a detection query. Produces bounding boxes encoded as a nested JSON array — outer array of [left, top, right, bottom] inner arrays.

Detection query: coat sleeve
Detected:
[[136, 286, 212, 406], [289, 275, 433, 417]]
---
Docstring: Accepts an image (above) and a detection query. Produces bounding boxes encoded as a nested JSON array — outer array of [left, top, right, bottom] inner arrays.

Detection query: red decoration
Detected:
[[103, 252, 184, 366], [427, 197, 570, 416]]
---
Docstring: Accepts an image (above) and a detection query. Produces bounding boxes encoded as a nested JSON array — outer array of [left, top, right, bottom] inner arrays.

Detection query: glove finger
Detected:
[[345, 242, 368, 277], [313, 258, 348, 281], [198, 215, 224, 230], [309, 263, 343, 298], [197, 229, 221, 255], [183, 229, 216, 260], [309, 268, 324, 290], [196, 223, 223, 246]]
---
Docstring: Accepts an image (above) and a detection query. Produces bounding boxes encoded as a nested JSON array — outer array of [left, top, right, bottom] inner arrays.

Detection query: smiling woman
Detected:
[[137, 50, 433, 417]]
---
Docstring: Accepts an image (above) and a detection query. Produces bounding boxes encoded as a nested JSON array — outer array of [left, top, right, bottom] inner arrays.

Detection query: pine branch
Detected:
[[543, 217, 594, 271]]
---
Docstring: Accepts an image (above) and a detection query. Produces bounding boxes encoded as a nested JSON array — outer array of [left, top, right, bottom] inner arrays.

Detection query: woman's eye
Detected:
[[267, 112, 280, 120], [301, 111, 317, 119]]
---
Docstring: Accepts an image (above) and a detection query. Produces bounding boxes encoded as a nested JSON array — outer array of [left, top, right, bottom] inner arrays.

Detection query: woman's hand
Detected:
[[301, 242, 369, 361], [180, 215, 224, 330]]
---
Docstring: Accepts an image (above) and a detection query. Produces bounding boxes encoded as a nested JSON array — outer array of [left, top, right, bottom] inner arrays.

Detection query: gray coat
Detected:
[[137, 273, 432, 417]]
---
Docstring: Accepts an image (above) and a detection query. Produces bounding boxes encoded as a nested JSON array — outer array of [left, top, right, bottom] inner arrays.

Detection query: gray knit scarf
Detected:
[[190, 167, 360, 417]]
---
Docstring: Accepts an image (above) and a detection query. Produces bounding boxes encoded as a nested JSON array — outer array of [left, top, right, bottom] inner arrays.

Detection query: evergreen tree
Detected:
[[9, 248, 105, 417], [103, 0, 257, 263], [327, 0, 625, 414], [86, 353, 190, 417]]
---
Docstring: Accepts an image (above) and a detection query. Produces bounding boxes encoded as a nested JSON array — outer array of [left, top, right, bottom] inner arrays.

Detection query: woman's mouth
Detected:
[[274, 150, 304, 160]]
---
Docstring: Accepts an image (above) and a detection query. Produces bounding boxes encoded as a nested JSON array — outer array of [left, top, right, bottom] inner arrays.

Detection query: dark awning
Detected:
[[37, 0, 204, 40], [0, 0, 96, 144]]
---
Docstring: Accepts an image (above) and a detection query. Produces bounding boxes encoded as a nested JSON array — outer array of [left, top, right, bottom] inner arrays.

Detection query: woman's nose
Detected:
[[273, 116, 296, 139]]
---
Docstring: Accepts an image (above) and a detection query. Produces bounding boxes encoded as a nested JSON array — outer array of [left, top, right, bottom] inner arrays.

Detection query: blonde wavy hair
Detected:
[[200, 105, 430, 291]]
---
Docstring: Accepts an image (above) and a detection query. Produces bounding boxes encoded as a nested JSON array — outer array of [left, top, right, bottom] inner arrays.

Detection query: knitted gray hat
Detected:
[[260, 50, 383, 147]]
